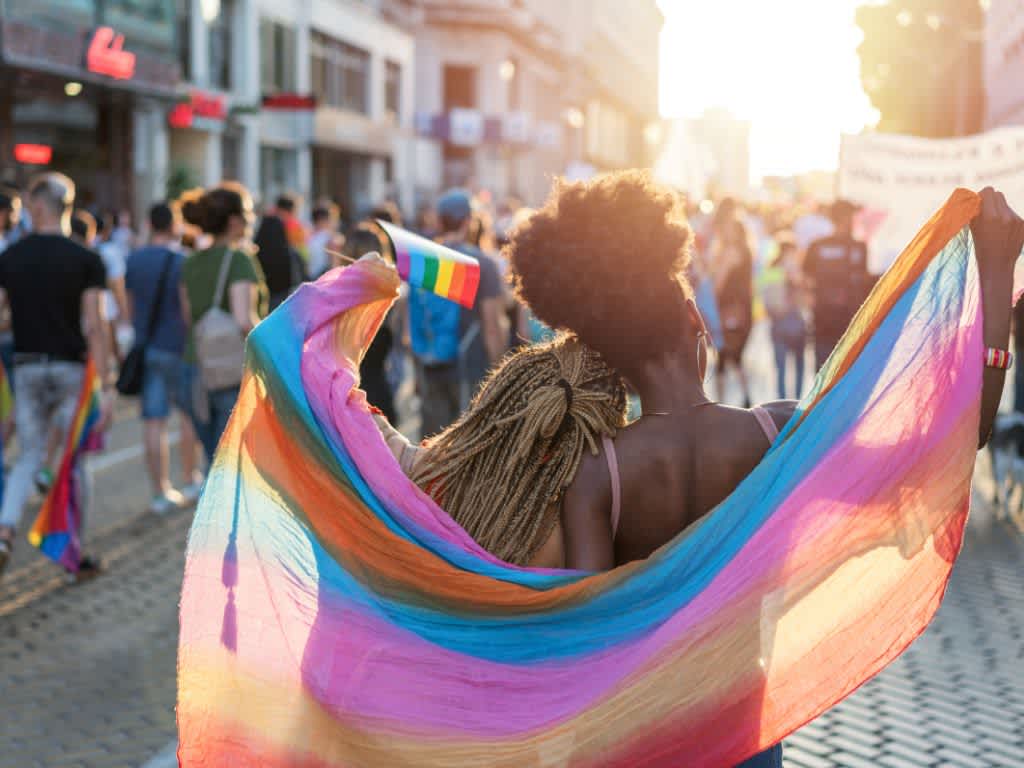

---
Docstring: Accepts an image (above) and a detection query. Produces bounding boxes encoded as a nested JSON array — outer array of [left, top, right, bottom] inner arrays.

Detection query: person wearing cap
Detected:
[[803, 199, 873, 370], [408, 189, 507, 437]]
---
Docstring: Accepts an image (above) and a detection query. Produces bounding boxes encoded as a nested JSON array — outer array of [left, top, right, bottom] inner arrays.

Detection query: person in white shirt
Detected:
[[307, 202, 343, 279]]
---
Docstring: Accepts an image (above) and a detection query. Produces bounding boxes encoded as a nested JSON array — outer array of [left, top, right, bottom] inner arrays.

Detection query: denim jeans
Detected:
[[180, 363, 239, 462], [0, 361, 90, 533], [771, 314, 806, 400], [736, 744, 783, 767], [141, 348, 184, 420]]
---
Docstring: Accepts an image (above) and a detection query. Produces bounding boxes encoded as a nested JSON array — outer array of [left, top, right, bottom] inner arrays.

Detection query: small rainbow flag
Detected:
[[28, 359, 102, 571], [377, 219, 481, 308]]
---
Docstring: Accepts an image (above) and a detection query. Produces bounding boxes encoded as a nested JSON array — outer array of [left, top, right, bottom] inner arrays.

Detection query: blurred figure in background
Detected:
[[254, 215, 304, 311], [180, 183, 265, 461], [0, 187, 21, 253], [0, 173, 114, 577], [0, 188, 22, 382], [126, 202, 203, 513], [760, 232, 807, 400], [275, 193, 308, 264], [711, 200, 754, 407], [344, 224, 398, 424], [307, 202, 342, 280], [70, 209, 97, 246], [803, 199, 871, 370], [407, 189, 506, 437], [95, 211, 133, 361], [414, 201, 440, 239]]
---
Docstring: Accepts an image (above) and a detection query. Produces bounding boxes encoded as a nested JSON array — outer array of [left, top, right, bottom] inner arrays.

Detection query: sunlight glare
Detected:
[[658, 0, 877, 181]]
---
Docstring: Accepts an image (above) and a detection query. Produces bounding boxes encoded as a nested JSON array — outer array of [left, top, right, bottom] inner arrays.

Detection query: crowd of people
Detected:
[[0, 168, 885, 585], [0, 172, 379, 578], [2, 166, 1023, 768]]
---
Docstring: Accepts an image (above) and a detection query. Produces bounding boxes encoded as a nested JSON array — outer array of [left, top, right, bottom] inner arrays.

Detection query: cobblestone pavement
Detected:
[[1, 333, 1022, 767]]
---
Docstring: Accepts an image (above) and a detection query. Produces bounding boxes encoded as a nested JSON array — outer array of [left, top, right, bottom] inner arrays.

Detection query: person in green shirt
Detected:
[[179, 182, 266, 460]]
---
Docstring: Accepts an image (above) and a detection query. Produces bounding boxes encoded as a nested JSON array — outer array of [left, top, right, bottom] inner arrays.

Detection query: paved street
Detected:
[[0, 332, 1022, 768]]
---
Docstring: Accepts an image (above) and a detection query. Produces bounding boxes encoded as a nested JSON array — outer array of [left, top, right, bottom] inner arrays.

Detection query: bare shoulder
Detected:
[[756, 399, 800, 432]]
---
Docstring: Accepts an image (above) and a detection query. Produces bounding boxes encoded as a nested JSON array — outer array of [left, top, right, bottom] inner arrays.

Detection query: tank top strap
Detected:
[[751, 405, 779, 445], [601, 435, 622, 540]]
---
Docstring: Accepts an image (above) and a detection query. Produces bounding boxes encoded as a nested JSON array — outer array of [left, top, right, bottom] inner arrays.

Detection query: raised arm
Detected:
[[972, 187, 1024, 448]]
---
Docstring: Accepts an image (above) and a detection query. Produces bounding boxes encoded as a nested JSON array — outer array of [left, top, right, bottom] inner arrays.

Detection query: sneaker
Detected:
[[180, 477, 206, 505], [64, 555, 103, 585], [149, 489, 187, 516], [34, 467, 54, 494]]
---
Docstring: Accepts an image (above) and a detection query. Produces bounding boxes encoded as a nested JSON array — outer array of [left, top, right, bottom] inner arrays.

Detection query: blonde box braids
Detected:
[[411, 335, 628, 565]]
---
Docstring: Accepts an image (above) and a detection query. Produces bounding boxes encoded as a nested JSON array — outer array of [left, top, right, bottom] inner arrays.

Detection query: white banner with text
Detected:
[[839, 128, 1024, 272]]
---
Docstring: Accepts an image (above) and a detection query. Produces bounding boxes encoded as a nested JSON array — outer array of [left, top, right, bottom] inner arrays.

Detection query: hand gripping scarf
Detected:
[[178, 190, 1006, 767]]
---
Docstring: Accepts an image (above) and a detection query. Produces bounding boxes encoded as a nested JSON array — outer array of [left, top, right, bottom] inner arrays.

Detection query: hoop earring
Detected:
[[697, 331, 709, 383]]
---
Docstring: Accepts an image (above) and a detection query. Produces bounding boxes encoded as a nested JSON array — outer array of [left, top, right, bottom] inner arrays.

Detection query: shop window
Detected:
[[176, 0, 191, 81], [260, 19, 296, 94], [103, 0, 176, 55], [207, 0, 234, 90], [260, 145, 293, 201], [385, 60, 401, 122], [309, 30, 369, 114]]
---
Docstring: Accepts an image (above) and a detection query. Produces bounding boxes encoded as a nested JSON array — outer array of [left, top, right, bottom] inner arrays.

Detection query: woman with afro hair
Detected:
[[506, 170, 796, 767]]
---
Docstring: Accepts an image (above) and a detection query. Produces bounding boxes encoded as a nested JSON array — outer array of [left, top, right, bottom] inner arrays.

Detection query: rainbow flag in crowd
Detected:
[[377, 219, 481, 307], [179, 190, 998, 766], [28, 360, 102, 571]]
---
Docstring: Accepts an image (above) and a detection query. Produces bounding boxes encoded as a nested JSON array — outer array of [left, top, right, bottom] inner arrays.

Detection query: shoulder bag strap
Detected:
[[211, 249, 233, 315], [140, 249, 176, 346]]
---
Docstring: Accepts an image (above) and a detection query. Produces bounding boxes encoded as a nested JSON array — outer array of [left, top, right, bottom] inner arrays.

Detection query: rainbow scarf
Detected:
[[179, 190, 996, 766], [28, 359, 101, 571], [377, 219, 481, 308]]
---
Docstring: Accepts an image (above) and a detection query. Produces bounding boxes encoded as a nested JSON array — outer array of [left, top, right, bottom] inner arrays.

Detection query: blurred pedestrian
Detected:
[[95, 212, 133, 361], [0, 187, 21, 253], [0, 173, 114, 578], [760, 232, 807, 399], [180, 183, 265, 461], [0, 188, 22, 382], [344, 224, 398, 424], [70, 209, 97, 247], [711, 200, 754, 407], [274, 193, 308, 263], [406, 189, 506, 437], [803, 199, 871, 369], [307, 202, 342, 279], [254, 215, 304, 311], [125, 202, 203, 513]]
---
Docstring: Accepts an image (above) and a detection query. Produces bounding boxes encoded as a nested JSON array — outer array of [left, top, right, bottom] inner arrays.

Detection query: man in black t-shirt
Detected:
[[0, 173, 114, 578], [803, 200, 873, 370]]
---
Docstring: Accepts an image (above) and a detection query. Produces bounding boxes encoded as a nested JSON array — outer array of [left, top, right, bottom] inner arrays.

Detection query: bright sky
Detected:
[[657, 0, 879, 181]]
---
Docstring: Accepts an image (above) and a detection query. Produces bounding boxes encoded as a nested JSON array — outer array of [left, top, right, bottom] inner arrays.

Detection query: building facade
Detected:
[[0, 0, 180, 214], [409, 0, 662, 206]]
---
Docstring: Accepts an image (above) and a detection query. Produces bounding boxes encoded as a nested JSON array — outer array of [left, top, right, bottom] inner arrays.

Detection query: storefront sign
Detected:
[[262, 94, 317, 110], [0, 20, 177, 95], [169, 91, 228, 128], [14, 144, 53, 165], [86, 26, 136, 80], [839, 127, 1024, 272]]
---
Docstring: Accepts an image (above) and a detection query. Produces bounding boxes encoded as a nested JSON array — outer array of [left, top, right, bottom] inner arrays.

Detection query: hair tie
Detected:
[[557, 379, 573, 411]]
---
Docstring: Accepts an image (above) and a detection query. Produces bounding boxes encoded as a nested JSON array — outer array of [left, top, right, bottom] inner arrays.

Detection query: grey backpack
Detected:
[[194, 250, 246, 393]]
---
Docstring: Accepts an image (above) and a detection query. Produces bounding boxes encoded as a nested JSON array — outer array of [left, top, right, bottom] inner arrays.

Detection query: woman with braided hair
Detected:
[[375, 330, 628, 567]]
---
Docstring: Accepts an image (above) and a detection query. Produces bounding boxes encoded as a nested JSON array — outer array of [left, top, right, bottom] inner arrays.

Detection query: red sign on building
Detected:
[[86, 26, 136, 80], [168, 91, 228, 128], [14, 144, 53, 165]]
